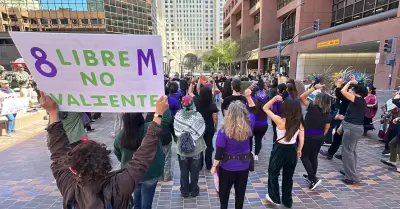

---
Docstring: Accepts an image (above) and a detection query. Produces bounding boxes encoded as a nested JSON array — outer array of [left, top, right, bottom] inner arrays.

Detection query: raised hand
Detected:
[[39, 91, 58, 114], [155, 96, 169, 115]]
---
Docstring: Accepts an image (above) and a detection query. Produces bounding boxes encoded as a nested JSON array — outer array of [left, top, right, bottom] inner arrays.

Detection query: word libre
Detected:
[[10, 32, 164, 112], [31, 47, 158, 78]]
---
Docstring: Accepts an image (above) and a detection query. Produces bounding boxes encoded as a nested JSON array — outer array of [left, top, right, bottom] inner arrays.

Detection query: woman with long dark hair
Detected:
[[188, 82, 219, 170], [220, 79, 233, 101], [299, 84, 331, 190], [286, 83, 298, 99], [263, 96, 304, 208], [41, 91, 169, 209], [114, 110, 172, 209], [249, 79, 269, 161], [269, 83, 286, 142]]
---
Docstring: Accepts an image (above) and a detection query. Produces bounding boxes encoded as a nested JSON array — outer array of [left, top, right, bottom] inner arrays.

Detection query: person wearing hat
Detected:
[[14, 64, 30, 98], [173, 95, 206, 198], [0, 80, 17, 136]]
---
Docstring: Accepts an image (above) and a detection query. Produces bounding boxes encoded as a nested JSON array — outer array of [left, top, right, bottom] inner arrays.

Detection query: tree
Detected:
[[203, 40, 240, 74], [182, 53, 198, 74], [240, 33, 260, 75]]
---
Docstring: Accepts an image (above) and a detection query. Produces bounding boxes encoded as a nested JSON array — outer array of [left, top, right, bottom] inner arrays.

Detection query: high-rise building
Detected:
[[156, 0, 224, 72], [0, 0, 39, 10], [223, 0, 400, 89], [0, 0, 153, 67]]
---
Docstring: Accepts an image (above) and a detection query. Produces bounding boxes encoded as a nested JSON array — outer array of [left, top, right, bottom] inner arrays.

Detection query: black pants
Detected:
[[203, 129, 215, 170], [328, 131, 343, 156], [301, 135, 324, 182], [85, 112, 93, 131], [178, 154, 200, 196], [363, 116, 374, 133], [271, 120, 278, 142], [250, 125, 268, 155], [325, 117, 342, 144], [268, 143, 297, 208], [218, 167, 249, 209], [386, 125, 399, 150]]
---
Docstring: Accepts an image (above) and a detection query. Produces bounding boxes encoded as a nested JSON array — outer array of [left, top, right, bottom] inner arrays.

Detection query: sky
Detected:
[[39, 0, 92, 10]]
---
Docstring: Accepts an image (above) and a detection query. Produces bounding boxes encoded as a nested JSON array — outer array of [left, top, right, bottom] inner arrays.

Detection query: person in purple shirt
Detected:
[[210, 89, 255, 209], [270, 83, 286, 142], [249, 88, 269, 161]]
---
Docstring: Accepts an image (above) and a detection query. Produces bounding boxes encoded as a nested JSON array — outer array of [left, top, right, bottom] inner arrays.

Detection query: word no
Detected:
[[30, 47, 158, 78]]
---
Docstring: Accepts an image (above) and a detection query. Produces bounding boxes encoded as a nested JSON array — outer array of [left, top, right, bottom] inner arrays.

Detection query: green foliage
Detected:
[[202, 40, 240, 71]]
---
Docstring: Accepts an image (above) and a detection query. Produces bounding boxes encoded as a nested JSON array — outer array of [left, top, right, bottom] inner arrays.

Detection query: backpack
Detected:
[[180, 132, 196, 154]]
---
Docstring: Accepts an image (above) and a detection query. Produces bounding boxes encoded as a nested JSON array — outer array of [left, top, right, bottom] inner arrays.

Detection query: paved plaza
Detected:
[[0, 113, 400, 209]]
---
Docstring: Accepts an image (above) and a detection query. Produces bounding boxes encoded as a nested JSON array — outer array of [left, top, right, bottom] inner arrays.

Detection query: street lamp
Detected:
[[277, 1, 305, 74]]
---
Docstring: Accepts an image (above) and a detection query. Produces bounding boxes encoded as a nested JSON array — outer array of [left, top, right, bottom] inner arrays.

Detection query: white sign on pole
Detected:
[[10, 32, 164, 112]]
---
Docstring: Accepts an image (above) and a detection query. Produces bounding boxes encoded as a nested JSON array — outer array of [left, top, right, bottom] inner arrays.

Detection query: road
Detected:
[[0, 110, 400, 209]]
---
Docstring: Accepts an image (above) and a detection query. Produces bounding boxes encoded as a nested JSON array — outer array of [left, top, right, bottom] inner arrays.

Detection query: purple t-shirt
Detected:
[[216, 114, 255, 171]]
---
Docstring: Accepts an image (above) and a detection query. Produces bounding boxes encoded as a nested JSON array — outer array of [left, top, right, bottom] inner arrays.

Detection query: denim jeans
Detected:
[[6, 113, 17, 134], [178, 154, 201, 197], [214, 93, 221, 103], [133, 177, 158, 209]]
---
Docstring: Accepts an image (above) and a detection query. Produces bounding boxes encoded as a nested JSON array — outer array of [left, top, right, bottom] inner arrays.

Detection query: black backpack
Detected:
[[179, 132, 196, 154]]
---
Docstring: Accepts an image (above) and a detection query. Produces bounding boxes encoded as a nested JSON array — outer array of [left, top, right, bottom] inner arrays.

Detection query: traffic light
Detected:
[[384, 38, 394, 53], [313, 19, 320, 32]]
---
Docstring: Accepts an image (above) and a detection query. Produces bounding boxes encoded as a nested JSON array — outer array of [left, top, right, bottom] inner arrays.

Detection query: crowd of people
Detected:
[[39, 70, 400, 209]]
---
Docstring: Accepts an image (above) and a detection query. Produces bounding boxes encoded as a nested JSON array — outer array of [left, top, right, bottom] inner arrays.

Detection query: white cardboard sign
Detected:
[[10, 32, 164, 112]]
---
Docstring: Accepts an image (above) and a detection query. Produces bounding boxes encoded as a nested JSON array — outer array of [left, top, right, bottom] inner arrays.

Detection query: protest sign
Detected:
[[10, 32, 164, 112], [0, 97, 29, 115]]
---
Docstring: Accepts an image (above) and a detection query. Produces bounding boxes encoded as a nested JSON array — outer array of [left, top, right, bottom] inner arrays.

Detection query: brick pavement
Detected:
[[0, 113, 400, 209]]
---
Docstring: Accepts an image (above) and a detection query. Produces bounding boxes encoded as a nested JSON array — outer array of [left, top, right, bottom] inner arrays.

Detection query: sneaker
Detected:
[[254, 155, 258, 161], [319, 150, 333, 160], [380, 159, 397, 167], [382, 149, 390, 156], [334, 154, 342, 160], [302, 174, 311, 183], [342, 179, 357, 185], [323, 142, 332, 147], [309, 179, 322, 190], [265, 194, 280, 206]]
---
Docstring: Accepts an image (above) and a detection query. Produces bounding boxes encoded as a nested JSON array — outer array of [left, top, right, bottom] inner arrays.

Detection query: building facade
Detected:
[[223, 0, 400, 89], [0, 0, 153, 68], [156, 0, 224, 73]]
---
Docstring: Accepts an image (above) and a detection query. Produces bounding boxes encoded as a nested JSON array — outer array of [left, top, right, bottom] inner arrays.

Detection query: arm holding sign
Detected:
[[116, 96, 169, 195], [41, 91, 77, 197]]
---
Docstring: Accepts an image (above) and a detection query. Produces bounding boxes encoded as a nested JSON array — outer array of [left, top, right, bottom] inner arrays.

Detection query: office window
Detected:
[[332, 0, 399, 26], [60, 18, 68, 24], [254, 13, 260, 25], [277, 0, 293, 9], [281, 12, 295, 41], [71, 19, 79, 25], [250, 0, 259, 8]]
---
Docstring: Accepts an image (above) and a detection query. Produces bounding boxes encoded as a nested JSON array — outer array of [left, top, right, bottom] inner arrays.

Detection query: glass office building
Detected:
[[0, 0, 153, 34]]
